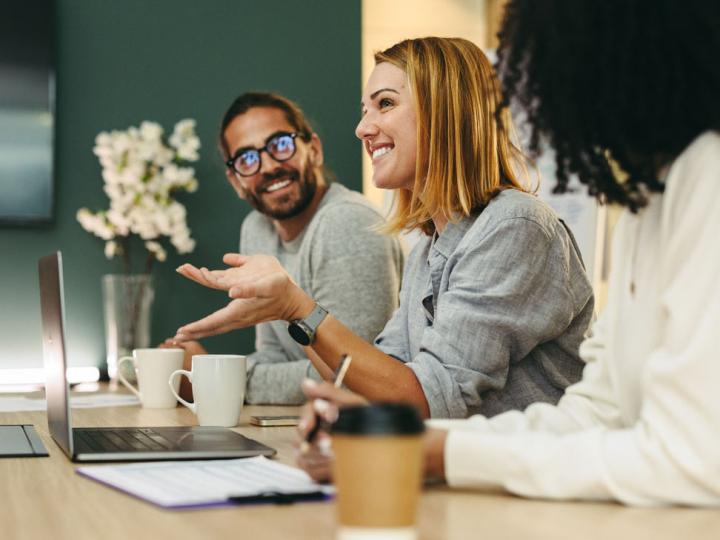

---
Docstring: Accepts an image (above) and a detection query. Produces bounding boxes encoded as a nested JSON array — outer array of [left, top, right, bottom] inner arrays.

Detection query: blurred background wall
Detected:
[[0, 0, 361, 374]]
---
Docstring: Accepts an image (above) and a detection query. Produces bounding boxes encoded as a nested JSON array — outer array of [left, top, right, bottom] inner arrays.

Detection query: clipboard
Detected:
[[77, 456, 333, 509]]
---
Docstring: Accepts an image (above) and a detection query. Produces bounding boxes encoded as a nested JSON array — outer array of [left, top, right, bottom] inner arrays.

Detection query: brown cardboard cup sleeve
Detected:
[[331, 403, 425, 540]]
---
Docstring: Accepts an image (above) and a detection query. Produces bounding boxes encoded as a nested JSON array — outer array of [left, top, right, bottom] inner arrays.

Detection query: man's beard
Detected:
[[245, 160, 319, 220]]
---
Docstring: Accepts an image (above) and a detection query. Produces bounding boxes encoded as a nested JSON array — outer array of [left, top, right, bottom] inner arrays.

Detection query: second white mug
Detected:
[[168, 354, 246, 427]]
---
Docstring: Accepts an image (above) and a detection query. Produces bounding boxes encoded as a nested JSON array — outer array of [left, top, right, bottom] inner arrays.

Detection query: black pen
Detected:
[[300, 355, 352, 453], [227, 490, 327, 505]]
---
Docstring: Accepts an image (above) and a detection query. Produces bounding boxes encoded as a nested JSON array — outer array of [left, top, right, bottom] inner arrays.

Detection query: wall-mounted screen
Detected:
[[0, 0, 55, 225]]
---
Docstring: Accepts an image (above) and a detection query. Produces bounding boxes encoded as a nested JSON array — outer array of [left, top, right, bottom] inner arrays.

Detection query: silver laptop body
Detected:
[[38, 251, 276, 462]]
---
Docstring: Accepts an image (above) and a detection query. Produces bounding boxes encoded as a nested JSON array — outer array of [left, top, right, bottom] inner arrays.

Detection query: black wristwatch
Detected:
[[287, 303, 328, 346]]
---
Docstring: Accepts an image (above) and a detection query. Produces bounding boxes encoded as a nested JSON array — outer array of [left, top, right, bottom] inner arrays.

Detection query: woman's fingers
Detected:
[[176, 264, 224, 290], [301, 379, 368, 408], [296, 432, 334, 483], [175, 321, 236, 341], [297, 455, 333, 483], [312, 398, 339, 423], [176, 263, 203, 282], [223, 253, 249, 266], [175, 253, 299, 339], [175, 302, 250, 340], [177, 262, 247, 291], [297, 402, 318, 439], [296, 384, 349, 485], [200, 267, 223, 286]]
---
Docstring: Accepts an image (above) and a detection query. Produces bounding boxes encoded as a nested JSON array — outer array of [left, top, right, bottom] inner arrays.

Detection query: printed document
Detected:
[[77, 456, 332, 508]]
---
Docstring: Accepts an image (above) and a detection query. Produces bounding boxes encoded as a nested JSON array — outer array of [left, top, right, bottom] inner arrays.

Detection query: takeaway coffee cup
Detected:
[[117, 348, 184, 408], [168, 354, 246, 427], [331, 403, 425, 540]]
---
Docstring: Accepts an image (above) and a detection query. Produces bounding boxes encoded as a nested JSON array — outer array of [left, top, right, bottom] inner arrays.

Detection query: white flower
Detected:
[[153, 209, 172, 236], [172, 119, 196, 139], [169, 119, 200, 162], [101, 168, 122, 186], [97, 222, 115, 240], [77, 208, 115, 240], [176, 140, 200, 161], [136, 139, 160, 162], [80, 118, 199, 269], [172, 233, 195, 254], [106, 208, 131, 236], [140, 121, 163, 141], [145, 241, 167, 262], [76, 208, 95, 231], [95, 132, 112, 147], [153, 146, 174, 167], [104, 240, 118, 259], [112, 132, 132, 154]]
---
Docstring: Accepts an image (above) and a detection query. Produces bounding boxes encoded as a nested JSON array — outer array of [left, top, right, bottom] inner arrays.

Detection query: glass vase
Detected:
[[102, 274, 154, 380]]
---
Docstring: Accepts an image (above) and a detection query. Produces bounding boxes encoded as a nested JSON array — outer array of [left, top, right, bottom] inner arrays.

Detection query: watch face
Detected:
[[288, 322, 311, 346]]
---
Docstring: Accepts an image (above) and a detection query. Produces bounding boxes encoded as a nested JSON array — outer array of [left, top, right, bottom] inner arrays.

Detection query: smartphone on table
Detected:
[[250, 415, 301, 427]]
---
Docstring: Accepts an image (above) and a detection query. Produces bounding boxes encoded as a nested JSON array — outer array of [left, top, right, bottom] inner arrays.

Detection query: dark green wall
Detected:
[[0, 0, 361, 370]]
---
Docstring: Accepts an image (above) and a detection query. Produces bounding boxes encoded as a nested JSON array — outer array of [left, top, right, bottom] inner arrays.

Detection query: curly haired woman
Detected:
[[298, 0, 720, 507]]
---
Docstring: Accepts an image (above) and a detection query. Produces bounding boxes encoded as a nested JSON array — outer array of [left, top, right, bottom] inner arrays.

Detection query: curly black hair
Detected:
[[496, 0, 720, 210]]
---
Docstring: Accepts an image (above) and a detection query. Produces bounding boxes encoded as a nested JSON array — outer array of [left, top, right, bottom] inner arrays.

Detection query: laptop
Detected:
[[38, 251, 276, 462]]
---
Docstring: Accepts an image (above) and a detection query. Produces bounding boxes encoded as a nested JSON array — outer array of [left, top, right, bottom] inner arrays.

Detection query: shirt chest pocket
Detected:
[[421, 289, 434, 323], [421, 257, 447, 324]]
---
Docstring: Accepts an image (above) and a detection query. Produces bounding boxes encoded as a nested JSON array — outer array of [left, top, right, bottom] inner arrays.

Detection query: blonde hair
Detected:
[[375, 37, 529, 235]]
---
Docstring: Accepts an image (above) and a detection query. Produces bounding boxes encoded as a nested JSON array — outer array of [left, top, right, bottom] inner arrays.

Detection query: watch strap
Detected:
[[288, 302, 328, 345], [302, 302, 328, 333]]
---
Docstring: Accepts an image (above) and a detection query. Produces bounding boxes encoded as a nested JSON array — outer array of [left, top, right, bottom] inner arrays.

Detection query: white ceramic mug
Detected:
[[117, 348, 185, 408], [168, 354, 246, 427]]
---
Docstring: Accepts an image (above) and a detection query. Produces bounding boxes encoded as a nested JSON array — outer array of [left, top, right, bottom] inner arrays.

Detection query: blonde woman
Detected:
[[174, 37, 593, 419]]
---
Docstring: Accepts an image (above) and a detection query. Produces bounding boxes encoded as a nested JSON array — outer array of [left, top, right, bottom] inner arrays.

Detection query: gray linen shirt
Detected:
[[241, 183, 403, 404], [375, 189, 594, 418]]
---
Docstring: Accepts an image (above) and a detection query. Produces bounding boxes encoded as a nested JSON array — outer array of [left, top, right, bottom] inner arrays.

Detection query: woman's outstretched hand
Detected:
[[174, 253, 314, 341]]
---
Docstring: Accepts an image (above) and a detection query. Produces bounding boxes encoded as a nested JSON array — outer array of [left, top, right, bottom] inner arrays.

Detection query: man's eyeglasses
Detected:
[[226, 132, 303, 177]]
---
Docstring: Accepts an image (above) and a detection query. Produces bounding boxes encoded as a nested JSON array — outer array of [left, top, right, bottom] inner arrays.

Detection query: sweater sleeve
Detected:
[[244, 323, 323, 405], [307, 202, 402, 342], [443, 134, 720, 506]]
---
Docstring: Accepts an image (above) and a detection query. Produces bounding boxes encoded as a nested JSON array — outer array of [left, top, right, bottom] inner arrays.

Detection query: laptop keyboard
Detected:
[[75, 428, 173, 452]]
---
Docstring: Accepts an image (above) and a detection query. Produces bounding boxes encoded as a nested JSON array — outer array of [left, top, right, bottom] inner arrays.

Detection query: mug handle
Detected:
[[168, 370, 196, 413], [117, 356, 141, 399]]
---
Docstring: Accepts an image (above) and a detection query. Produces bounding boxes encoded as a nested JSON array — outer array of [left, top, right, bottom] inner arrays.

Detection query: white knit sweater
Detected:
[[429, 131, 720, 506]]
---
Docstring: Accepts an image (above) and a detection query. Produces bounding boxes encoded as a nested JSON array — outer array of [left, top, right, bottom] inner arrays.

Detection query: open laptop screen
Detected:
[[38, 252, 73, 457]]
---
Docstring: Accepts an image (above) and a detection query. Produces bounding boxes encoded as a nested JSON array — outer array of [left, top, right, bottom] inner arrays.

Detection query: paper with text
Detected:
[[77, 456, 332, 508]]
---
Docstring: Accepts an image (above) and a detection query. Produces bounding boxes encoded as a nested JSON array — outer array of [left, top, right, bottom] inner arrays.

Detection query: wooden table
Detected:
[[1, 385, 718, 540]]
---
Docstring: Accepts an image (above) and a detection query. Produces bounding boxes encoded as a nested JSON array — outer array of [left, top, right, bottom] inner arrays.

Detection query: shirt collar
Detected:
[[429, 213, 477, 260]]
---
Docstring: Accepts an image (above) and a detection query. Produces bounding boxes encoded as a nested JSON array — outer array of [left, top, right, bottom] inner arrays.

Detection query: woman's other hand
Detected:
[[296, 379, 367, 483]]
